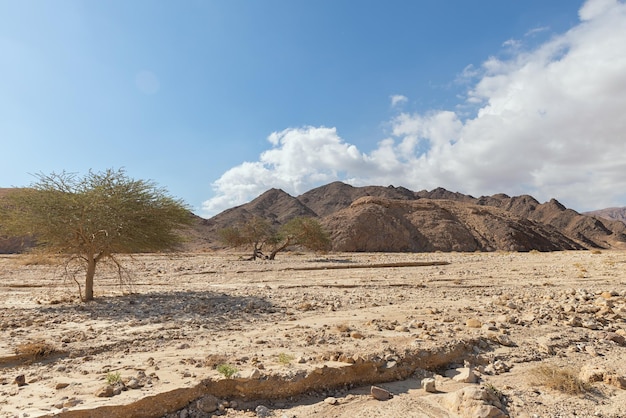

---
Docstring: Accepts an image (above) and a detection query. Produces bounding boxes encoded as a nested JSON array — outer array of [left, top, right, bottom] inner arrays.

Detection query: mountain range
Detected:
[[191, 182, 626, 252], [2, 184, 626, 253]]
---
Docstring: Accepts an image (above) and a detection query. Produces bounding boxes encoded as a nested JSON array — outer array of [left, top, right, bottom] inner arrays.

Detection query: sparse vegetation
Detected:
[[0, 169, 192, 301], [219, 216, 330, 260], [105, 371, 122, 385], [277, 353, 295, 365], [216, 363, 238, 378], [15, 340, 56, 360], [530, 365, 590, 394]]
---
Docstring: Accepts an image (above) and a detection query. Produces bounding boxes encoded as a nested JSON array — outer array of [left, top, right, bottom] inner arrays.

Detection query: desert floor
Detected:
[[1, 250, 625, 418]]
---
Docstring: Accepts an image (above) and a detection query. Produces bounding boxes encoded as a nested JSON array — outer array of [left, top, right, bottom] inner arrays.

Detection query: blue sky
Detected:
[[2, 0, 625, 217]]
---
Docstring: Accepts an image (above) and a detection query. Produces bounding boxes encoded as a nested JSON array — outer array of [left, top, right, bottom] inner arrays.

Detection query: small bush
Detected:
[[216, 364, 238, 378], [277, 353, 295, 365], [106, 371, 122, 385], [531, 365, 590, 394], [15, 340, 56, 360]]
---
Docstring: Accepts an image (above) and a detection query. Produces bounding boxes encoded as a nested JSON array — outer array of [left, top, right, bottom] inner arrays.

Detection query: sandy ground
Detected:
[[1, 250, 625, 418]]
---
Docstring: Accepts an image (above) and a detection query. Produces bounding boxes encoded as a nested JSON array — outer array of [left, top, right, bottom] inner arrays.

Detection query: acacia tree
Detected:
[[0, 169, 192, 301], [219, 216, 273, 260], [219, 216, 330, 260]]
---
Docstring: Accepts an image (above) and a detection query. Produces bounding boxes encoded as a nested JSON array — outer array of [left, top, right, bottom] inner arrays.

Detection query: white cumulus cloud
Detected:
[[202, 0, 626, 217]]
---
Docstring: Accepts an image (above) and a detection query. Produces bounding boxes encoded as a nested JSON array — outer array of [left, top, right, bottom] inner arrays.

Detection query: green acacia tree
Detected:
[[219, 216, 330, 260], [0, 169, 192, 301]]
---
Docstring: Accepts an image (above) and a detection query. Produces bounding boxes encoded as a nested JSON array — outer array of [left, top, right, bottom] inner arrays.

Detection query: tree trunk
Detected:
[[85, 255, 97, 301], [269, 237, 291, 260]]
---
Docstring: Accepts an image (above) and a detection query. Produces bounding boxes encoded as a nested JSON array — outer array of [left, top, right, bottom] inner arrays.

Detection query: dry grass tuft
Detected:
[[15, 340, 56, 360], [531, 365, 590, 394]]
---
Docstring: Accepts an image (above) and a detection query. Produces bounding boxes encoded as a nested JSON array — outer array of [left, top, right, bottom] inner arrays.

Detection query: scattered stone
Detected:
[[125, 377, 142, 389], [94, 385, 115, 398], [324, 396, 338, 405], [350, 331, 365, 339], [579, 365, 605, 383], [440, 386, 507, 418], [14, 375, 26, 387], [566, 317, 583, 327], [604, 374, 626, 389], [55, 382, 70, 390], [457, 368, 478, 384], [603, 332, 626, 346], [466, 319, 482, 328], [371, 385, 393, 400], [582, 319, 601, 330], [494, 334, 515, 347], [248, 368, 262, 379], [255, 404, 272, 417], [395, 325, 409, 332], [63, 398, 81, 407], [196, 395, 219, 413], [481, 323, 497, 331], [422, 378, 437, 393]]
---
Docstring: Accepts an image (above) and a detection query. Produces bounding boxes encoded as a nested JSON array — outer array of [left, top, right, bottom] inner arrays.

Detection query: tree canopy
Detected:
[[219, 216, 330, 260], [0, 169, 192, 301]]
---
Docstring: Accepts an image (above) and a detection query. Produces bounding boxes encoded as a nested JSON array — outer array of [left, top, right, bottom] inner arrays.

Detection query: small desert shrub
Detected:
[[529, 249, 540, 254], [277, 352, 295, 365], [216, 364, 238, 378], [15, 340, 56, 360], [591, 249, 602, 255], [530, 365, 590, 394], [105, 371, 122, 385]]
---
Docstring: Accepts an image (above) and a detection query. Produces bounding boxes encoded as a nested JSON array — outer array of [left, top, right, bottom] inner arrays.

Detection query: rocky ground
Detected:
[[0, 250, 625, 418]]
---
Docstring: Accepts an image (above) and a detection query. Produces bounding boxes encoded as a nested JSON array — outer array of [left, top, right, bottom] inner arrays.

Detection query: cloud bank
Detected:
[[203, 0, 626, 217]]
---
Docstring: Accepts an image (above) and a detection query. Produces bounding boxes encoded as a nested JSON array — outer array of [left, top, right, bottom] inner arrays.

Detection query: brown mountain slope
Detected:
[[297, 182, 417, 217], [473, 195, 626, 249], [585, 207, 626, 224], [323, 196, 584, 252]]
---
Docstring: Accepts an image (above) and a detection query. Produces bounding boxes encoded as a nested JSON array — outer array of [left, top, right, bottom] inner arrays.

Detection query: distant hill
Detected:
[[584, 207, 626, 225], [3, 184, 626, 253], [189, 182, 626, 252]]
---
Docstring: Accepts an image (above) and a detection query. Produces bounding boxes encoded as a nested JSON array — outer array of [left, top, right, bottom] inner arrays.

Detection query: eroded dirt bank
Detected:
[[1, 251, 625, 417]]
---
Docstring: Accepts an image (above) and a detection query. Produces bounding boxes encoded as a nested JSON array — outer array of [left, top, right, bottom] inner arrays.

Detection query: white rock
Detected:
[[422, 378, 437, 393]]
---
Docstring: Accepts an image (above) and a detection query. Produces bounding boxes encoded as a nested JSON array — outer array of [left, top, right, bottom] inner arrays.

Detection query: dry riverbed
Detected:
[[1, 251, 625, 418]]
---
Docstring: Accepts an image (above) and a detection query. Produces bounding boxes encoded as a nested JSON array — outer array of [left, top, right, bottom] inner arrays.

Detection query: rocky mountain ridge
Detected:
[[197, 182, 626, 252], [3, 184, 626, 253]]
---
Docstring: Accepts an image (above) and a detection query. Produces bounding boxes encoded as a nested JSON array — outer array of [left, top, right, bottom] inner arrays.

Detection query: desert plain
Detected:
[[1, 250, 625, 418]]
